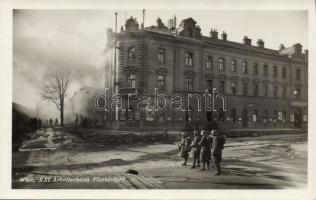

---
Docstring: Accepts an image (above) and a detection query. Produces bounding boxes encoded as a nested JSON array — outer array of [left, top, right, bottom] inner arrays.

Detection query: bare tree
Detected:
[[41, 71, 70, 126]]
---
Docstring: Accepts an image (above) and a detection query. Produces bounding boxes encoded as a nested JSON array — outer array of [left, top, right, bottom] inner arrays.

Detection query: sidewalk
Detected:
[[72, 127, 306, 145]]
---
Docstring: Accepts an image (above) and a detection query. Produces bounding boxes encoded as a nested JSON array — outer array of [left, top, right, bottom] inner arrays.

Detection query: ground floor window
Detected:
[[230, 108, 237, 122], [158, 112, 164, 122], [218, 108, 225, 122], [253, 109, 258, 122]]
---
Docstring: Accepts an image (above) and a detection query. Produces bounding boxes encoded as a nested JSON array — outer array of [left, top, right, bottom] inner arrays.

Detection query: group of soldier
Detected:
[[178, 129, 226, 175]]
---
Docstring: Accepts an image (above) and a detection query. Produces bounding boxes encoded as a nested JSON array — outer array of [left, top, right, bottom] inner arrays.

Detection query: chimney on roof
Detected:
[[279, 44, 285, 50], [257, 39, 264, 48], [210, 29, 218, 39], [243, 36, 251, 46], [304, 49, 308, 61], [221, 31, 227, 41]]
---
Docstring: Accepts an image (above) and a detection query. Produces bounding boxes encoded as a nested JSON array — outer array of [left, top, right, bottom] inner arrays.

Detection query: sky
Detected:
[[13, 10, 307, 119]]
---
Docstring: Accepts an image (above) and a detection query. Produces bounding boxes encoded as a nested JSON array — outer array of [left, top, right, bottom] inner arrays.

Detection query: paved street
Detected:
[[12, 128, 307, 189]]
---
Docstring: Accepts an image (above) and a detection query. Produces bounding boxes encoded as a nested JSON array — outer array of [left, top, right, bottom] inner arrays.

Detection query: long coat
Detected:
[[191, 135, 201, 154], [199, 135, 212, 162], [180, 137, 191, 159], [212, 135, 226, 156]]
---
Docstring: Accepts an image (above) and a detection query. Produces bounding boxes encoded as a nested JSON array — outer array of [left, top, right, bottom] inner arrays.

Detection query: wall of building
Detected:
[[114, 18, 307, 130]]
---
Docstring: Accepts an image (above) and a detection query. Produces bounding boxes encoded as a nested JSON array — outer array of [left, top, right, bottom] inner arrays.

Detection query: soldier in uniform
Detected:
[[211, 130, 226, 175], [199, 130, 212, 171], [190, 130, 201, 168], [178, 132, 191, 166]]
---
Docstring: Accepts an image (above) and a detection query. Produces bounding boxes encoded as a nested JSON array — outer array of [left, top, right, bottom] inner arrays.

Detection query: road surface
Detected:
[[12, 128, 307, 189]]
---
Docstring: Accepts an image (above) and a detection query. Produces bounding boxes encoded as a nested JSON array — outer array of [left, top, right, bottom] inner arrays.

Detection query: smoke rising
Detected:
[[13, 10, 110, 119]]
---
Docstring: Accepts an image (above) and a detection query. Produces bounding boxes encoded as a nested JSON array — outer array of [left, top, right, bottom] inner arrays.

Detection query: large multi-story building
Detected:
[[106, 16, 308, 130]]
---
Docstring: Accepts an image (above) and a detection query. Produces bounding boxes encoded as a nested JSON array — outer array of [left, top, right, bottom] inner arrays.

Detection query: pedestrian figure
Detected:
[[199, 130, 212, 171], [211, 130, 226, 175], [83, 116, 87, 128], [75, 116, 78, 126], [190, 130, 201, 169], [38, 118, 42, 128], [55, 118, 58, 126], [49, 118, 53, 127], [178, 133, 191, 166]]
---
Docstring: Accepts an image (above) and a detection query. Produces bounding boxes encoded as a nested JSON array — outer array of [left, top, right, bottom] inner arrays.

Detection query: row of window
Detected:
[[127, 73, 301, 99], [128, 47, 302, 81], [204, 79, 290, 98], [127, 74, 166, 90], [118, 108, 287, 123]]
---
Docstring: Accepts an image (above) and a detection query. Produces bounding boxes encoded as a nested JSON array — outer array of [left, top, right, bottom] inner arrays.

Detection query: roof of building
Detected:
[[118, 16, 307, 62]]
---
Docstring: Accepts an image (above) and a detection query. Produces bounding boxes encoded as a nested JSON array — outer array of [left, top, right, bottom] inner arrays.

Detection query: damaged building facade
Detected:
[[105, 16, 308, 130]]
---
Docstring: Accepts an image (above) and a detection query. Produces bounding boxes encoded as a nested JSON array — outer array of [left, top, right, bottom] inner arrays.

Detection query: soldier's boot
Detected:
[[213, 170, 220, 175], [182, 158, 188, 166], [191, 159, 196, 168], [200, 163, 205, 171]]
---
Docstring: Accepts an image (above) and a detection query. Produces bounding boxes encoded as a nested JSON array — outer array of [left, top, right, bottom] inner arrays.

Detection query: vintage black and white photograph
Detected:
[[11, 9, 308, 190]]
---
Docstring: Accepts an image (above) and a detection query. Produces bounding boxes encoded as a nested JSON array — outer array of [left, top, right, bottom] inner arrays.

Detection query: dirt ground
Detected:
[[12, 128, 307, 189]]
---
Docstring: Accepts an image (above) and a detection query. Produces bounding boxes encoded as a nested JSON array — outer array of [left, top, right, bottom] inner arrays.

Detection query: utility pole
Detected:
[[140, 9, 146, 130], [114, 11, 118, 121], [142, 9, 145, 28], [36, 102, 39, 128], [141, 9, 145, 87]]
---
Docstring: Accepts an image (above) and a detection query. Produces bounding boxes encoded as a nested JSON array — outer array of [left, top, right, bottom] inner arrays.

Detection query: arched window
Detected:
[[264, 109, 268, 119], [273, 66, 278, 78], [185, 77, 194, 91], [185, 107, 193, 122], [294, 87, 301, 100], [242, 82, 248, 96], [158, 111, 164, 123], [282, 67, 287, 79], [231, 82, 237, 94], [185, 52, 194, 66], [231, 108, 237, 122], [263, 65, 268, 77], [253, 63, 258, 75], [296, 69, 301, 81], [127, 74, 136, 88], [273, 86, 278, 98], [127, 106, 134, 121], [253, 109, 258, 122], [128, 47, 136, 61], [253, 83, 258, 97], [219, 58, 225, 71], [273, 110, 278, 120], [158, 48, 165, 63], [263, 84, 268, 97], [218, 108, 225, 122], [157, 75, 165, 90], [282, 111, 286, 122], [206, 56, 213, 69], [231, 60, 237, 72], [282, 86, 287, 98], [242, 61, 248, 74], [218, 80, 225, 94]]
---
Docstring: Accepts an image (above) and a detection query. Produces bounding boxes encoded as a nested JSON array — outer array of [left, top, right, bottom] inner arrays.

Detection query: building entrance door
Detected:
[[294, 108, 302, 128], [242, 108, 248, 128]]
